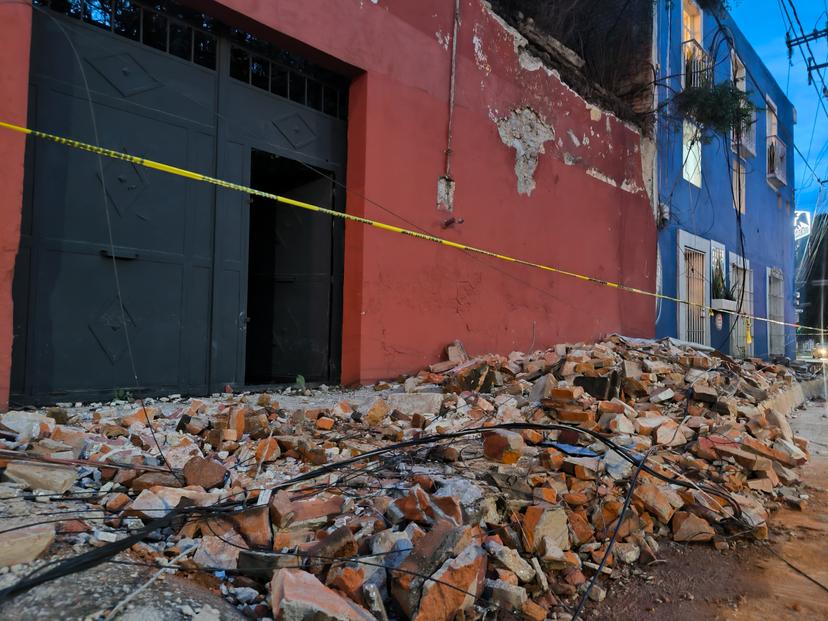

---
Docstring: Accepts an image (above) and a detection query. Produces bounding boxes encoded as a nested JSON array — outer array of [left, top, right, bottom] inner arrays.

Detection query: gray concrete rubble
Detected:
[[0, 335, 817, 620]]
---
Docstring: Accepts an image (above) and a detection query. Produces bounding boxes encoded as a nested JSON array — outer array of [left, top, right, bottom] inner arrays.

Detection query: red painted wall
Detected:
[[0, 3, 31, 409], [0, 0, 656, 406], [210, 0, 657, 383]]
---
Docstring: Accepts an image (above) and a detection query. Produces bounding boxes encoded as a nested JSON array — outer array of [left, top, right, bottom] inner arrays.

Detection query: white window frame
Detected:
[[683, 121, 702, 187], [677, 230, 711, 345], [730, 52, 756, 156], [682, 0, 703, 44], [729, 252, 754, 357], [731, 51, 746, 92], [765, 96, 787, 189], [711, 240, 726, 294], [732, 157, 746, 213], [766, 96, 778, 138], [766, 267, 785, 357]]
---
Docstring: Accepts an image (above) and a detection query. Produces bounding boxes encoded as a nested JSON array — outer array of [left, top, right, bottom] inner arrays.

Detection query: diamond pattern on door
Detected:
[[89, 53, 161, 97], [98, 157, 150, 219], [88, 298, 138, 363], [273, 114, 316, 149]]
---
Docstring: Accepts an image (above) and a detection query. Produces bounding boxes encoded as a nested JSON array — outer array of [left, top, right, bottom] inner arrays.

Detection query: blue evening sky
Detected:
[[731, 0, 828, 213]]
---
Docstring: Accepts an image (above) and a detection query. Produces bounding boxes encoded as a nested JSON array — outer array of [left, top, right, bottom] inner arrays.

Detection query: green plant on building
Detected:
[[711, 255, 736, 301]]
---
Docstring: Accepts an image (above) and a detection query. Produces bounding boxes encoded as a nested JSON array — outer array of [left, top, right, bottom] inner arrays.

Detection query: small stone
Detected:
[[271, 569, 374, 621], [655, 420, 689, 446], [613, 542, 640, 564], [0, 524, 55, 567], [485, 578, 527, 609], [182, 456, 227, 489], [193, 532, 247, 570], [130, 472, 182, 492], [521, 600, 548, 621], [331, 401, 354, 419], [316, 416, 335, 430], [587, 584, 607, 602], [231, 587, 260, 604], [386, 393, 444, 416], [0, 411, 56, 439], [326, 565, 367, 606], [636, 415, 669, 436], [230, 505, 273, 549], [126, 489, 170, 519], [3, 462, 76, 493], [633, 484, 677, 524], [191, 605, 221, 621], [524, 506, 570, 553], [483, 430, 525, 464], [364, 399, 391, 426], [649, 388, 675, 404], [413, 544, 487, 621], [691, 384, 718, 403], [104, 492, 132, 512], [671, 511, 715, 542], [484, 540, 535, 582], [121, 406, 159, 427], [256, 437, 281, 463]]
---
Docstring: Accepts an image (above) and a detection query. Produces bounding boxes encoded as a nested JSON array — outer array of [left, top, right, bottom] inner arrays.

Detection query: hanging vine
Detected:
[[672, 82, 755, 141]]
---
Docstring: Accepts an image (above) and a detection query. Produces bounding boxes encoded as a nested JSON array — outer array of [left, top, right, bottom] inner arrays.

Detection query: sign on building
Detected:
[[795, 211, 811, 240]]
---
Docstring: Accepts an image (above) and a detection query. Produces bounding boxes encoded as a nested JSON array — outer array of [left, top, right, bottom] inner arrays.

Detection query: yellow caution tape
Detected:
[[0, 120, 821, 338]]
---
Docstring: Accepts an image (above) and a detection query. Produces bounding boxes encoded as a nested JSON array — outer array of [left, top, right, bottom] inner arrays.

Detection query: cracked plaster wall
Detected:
[[495, 108, 554, 196]]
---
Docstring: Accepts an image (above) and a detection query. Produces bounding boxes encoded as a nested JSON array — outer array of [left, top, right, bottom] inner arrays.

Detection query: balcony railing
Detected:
[[683, 39, 712, 89], [767, 135, 787, 187], [731, 111, 756, 157]]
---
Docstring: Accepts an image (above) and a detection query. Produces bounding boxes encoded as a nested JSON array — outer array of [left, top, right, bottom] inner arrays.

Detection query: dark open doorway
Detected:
[[245, 150, 342, 385]]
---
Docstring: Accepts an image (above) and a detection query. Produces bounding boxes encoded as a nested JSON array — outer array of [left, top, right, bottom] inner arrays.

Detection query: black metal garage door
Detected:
[[11, 1, 348, 404]]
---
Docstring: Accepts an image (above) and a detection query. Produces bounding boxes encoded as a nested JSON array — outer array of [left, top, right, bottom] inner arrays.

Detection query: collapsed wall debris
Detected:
[[0, 336, 813, 620]]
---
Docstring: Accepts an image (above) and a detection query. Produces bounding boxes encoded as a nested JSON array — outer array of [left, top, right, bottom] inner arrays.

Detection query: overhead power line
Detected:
[[779, 0, 828, 121], [784, 0, 828, 89]]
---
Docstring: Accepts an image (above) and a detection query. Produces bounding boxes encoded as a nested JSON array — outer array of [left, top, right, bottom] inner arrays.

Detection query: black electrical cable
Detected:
[[766, 546, 828, 594], [0, 502, 190, 603], [197, 504, 541, 619], [570, 446, 653, 621], [101, 550, 535, 620], [0, 420, 749, 603]]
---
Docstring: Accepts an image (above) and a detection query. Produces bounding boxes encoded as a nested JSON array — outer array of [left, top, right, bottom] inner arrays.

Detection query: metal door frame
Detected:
[[676, 229, 710, 346], [14, 3, 348, 402], [210, 36, 347, 391]]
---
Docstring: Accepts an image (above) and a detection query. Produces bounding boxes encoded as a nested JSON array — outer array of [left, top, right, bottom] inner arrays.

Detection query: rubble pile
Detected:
[[0, 335, 812, 620]]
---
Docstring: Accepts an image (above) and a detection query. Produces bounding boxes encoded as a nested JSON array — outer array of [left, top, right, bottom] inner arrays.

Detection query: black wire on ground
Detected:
[[766, 545, 828, 594], [0, 420, 752, 604], [0, 502, 190, 603], [198, 514, 536, 621], [570, 446, 653, 621]]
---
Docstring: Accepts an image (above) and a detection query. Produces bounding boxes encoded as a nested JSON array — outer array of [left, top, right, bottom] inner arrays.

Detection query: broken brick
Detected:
[[483, 430, 525, 464]]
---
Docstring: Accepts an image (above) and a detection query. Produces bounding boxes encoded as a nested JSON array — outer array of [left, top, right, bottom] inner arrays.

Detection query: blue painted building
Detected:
[[654, 0, 796, 359]]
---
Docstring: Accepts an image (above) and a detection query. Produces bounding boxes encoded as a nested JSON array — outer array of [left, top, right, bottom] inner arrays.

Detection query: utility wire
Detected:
[[784, 0, 828, 98], [0, 420, 751, 603], [779, 0, 828, 120]]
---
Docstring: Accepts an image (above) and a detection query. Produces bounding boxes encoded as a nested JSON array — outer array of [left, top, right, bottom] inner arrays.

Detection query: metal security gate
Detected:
[[11, 1, 348, 403], [684, 248, 706, 344]]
